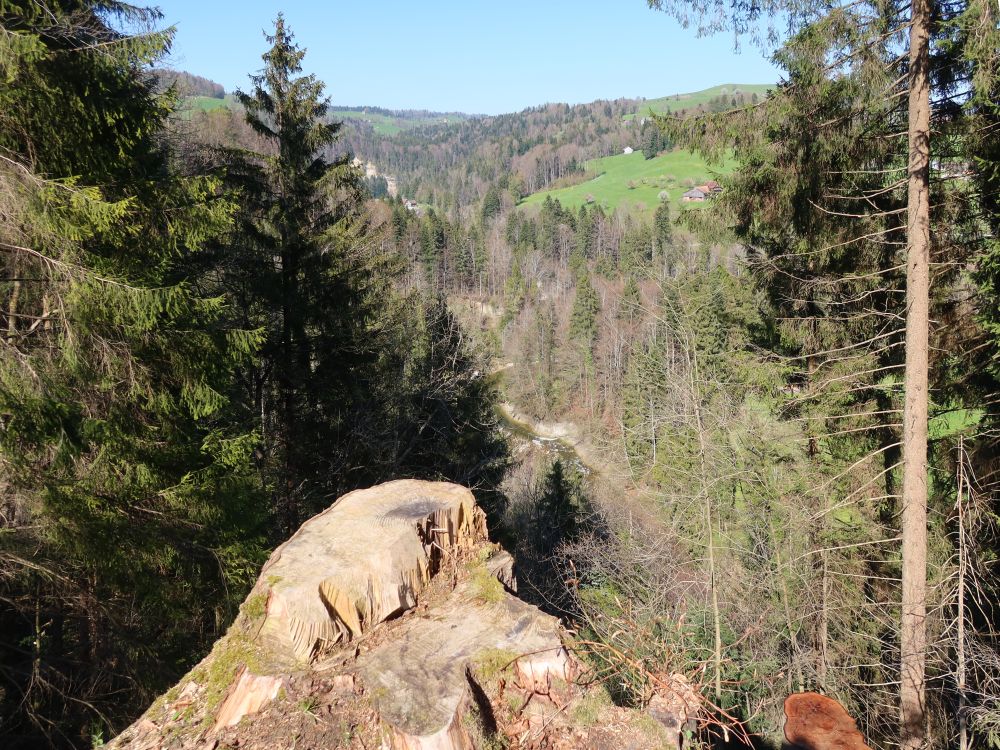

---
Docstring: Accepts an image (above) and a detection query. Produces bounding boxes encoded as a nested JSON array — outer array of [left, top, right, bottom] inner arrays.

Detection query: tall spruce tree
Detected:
[[648, 0, 999, 743], [567, 270, 601, 408], [216, 16, 510, 535], [535, 459, 581, 554], [366, 295, 510, 525], [0, 2, 265, 745], [226, 15, 377, 533]]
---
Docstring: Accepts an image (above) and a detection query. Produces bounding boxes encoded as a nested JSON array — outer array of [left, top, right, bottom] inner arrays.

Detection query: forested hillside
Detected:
[[341, 86, 765, 212], [2, 1, 999, 750], [347, 1, 1000, 747], [153, 68, 225, 98], [176, 79, 765, 212]]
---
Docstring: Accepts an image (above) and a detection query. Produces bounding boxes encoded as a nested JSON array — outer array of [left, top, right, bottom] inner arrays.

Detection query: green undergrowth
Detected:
[[467, 550, 506, 604], [472, 648, 519, 682], [929, 406, 983, 439], [570, 684, 614, 727]]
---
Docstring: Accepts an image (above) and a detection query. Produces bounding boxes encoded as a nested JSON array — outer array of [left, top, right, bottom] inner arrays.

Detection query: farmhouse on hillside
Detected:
[[682, 179, 724, 202]]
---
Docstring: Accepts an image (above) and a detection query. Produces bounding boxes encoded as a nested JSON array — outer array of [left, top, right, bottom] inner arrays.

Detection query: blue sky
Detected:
[[152, 0, 780, 115]]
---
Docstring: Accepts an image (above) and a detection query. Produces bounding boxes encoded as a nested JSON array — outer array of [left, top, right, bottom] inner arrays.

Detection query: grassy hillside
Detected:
[[623, 83, 773, 121], [642, 83, 771, 113], [176, 97, 466, 135], [184, 94, 235, 112], [329, 109, 467, 136], [519, 149, 736, 217], [173, 95, 237, 121]]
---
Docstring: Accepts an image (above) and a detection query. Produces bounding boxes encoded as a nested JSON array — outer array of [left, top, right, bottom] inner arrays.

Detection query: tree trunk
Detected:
[[818, 549, 829, 690], [280, 230, 300, 533], [900, 0, 931, 745], [6, 278, 20, 343], [687, 342, 722, 700], [956, 439, 968, 750]]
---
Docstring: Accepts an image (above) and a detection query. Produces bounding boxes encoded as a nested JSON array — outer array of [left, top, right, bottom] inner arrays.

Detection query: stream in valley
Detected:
[[495, 403, 592, 477]]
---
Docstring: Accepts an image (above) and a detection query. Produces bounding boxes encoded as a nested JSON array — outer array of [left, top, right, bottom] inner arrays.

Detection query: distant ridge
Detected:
[[331, 105, 471, 119], [173, 79, 773, 126], [633, 82, 772, 117], [326, 108, 468, 136], [153, 68, 226, 99]]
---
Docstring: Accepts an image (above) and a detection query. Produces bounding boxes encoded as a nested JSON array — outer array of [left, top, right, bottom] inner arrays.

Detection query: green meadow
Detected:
[[624, 83, 773, 121], [328, 109, 466, 136], [176, 97, 465, 135], [184, 95, 234, 112], [519, 149, 736, 217]]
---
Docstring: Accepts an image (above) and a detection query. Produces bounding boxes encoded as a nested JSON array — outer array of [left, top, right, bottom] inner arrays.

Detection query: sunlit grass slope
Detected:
[[519, 150, 736, 217]]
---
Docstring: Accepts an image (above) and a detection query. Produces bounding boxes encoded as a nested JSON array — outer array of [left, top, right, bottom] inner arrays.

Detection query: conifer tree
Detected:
[[575, 205, 596, 259], [420, 209, 447, 288], [481, 184, 502, 224], [535, 459, 581, 554], [569, 270, 601, 402], [648, 0, 999, 743], [223, 14, 377, 532], [0, 2, 265, 742], [212, 16, 510, 536], [641, 119, 662, 158], [653, 200, 673, 271], [366, 295, 510, 524], [570, 271, 600, 348]]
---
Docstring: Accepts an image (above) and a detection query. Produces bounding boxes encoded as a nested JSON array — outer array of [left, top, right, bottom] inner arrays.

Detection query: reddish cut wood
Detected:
[[783, 693, 872, 750]]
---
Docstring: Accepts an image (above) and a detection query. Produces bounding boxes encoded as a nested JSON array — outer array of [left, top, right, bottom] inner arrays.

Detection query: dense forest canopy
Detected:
[[178, 80, 765, 211], [1, 1, 998, 749]]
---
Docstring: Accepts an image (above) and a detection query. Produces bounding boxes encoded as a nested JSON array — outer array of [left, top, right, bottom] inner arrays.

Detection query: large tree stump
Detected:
[[259, 480, 486, 661], [107, 480, 607, 750], [360, 572, 572, 750]]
